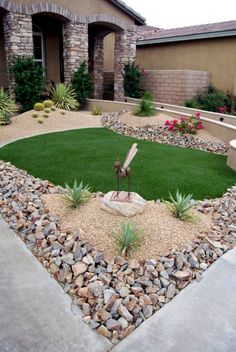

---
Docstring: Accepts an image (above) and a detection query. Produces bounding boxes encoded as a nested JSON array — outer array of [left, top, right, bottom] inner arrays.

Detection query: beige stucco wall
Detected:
[[0, 15, 8, 88], [136, 37, 236, 94], [104, 33, 115, 71], [12, 0, 135, 24]]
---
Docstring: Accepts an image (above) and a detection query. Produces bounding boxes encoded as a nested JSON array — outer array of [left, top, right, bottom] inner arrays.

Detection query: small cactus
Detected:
[[43, 100, 54, 108], [32, 113, 38, 118], [38, 118, 43, 124], [61, 110, 66, 115], [34, 102, 44, 111], [44, 108, 50, 113], [43, 113, 49, 118], [51, 107, 56, 111]]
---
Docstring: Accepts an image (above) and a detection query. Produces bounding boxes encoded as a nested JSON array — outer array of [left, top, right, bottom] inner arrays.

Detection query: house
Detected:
[[0, 0, 145, 101]]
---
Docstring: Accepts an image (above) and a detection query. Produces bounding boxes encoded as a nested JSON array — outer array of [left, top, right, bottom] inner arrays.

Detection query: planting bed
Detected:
[[0, 160, 236, 344]]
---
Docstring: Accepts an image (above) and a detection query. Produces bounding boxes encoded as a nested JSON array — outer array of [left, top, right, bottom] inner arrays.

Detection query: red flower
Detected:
[[165, 120, 170, 125], [195, 112, 201, 119]]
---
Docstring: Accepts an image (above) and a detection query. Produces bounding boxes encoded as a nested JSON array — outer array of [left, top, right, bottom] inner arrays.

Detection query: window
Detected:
[[33, 24, 45, 70]]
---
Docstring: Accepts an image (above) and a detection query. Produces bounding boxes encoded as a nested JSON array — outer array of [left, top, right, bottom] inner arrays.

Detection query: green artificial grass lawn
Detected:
[[0, 128, 235, 200]]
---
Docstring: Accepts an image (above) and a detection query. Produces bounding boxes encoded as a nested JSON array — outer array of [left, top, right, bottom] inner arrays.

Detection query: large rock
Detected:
[[101, 191, 146, 217]]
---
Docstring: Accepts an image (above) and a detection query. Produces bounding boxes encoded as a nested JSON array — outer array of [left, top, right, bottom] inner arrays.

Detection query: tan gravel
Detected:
[[0, 109, 102, 145], [42, 194, 212, 260], [120, 111, 223, 143]]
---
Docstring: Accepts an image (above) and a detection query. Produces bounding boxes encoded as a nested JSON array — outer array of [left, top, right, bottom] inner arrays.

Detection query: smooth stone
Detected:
[[101, 191, 146, 217]]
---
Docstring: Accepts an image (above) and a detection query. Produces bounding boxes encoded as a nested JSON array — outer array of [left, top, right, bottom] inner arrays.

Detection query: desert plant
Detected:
[[44, 108, 50, 113], [92, 105, 102, 115], [43, 113, 49, 118], [185, 99, 201, 109], [164, 190, 196, 221], [10, 56, 44, 112], [61, 110, 66, 115], [71, 61, 93, 107], [38, 118, 43, 124], [135, 91, 156, 117], [0, 87, 16, 125], [51, 107, 56, 112], [0, 111, 12, 125], [113, 222, 143, 256], [61, 180, 92, 209], [34, 102, 44, 111], [124, 61, 143, 98], [32, 113, 38, 118], [51, 83, 79, 111], [164, 113, 204, 134], [43, 99, 54, 108]]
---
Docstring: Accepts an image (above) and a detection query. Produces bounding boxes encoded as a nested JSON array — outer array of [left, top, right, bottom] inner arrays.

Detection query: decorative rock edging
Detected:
[[0, 160, 235, 343], [101, 112, 229, 155]]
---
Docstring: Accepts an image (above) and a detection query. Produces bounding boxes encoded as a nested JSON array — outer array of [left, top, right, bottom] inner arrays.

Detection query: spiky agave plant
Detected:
[[0, 87, 17, 125], [61, 180, 92, 209], [164, 190, 196, 221], [113, 222, 143, 256], [51, 83, 80, 111]]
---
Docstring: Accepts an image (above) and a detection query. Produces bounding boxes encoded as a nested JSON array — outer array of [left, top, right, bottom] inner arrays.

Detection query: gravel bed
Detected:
[[0, 160, 235, 343], [42, 194, 212, 260], [102, 111, 229, 155]]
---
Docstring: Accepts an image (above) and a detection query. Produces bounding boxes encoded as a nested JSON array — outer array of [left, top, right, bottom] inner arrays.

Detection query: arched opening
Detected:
[[88, 22, 122, 100], [0, 8, 8, 87], [32, 13, 69, 84]]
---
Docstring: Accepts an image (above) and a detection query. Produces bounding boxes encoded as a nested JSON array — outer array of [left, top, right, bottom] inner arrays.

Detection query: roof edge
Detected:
[[110, 0, 145, 25], [137, 29, 236, 45]]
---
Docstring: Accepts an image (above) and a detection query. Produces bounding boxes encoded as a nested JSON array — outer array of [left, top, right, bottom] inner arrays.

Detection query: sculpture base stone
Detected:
[[101, 191, 146, 217]]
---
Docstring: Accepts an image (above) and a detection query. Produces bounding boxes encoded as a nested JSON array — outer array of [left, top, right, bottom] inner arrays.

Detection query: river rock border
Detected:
[[0, 160, 235, 343], [101, 112, 229, 155]]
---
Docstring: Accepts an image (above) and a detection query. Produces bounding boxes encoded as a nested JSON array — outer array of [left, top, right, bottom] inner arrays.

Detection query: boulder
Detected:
[[101, 191, 146, 217]]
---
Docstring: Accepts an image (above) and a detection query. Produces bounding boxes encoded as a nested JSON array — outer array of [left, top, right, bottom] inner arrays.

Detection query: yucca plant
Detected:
[[164, 190, 196, 221], [61, 180, 91, 209], [51, 83, 80, 111], [113, 222, 143, 257], [0, 87, 16, 125]]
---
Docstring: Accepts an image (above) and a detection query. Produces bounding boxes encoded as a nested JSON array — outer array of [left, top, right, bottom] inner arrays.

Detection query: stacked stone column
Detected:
[[3, 12, 33, 87], [114, 29, 136, 101], [93, 35, 104, 99], [63, 22, 88, 83]]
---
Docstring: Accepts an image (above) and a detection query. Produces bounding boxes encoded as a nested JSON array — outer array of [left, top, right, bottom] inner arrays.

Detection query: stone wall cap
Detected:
[[229, 140, 236, 149]]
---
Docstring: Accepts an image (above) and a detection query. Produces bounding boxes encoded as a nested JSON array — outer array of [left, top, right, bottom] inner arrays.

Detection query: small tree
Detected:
[[124, 62, 143, 98], [71, 61, 94, 107], [10, 56, 44, 112]]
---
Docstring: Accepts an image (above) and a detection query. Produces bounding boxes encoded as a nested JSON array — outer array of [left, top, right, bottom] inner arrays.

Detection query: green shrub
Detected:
[[113, 222, 143, 256], [164, 190, 196, 221], [51, 83, 79, 111], [0, 87, 16, 125], [43, 113, 49, 118], [34, 102, 44, 111], [32, 113, 38, 118], [10, 56, 44, 112], [134, 91, 156, 117], [44, 108, 50, 114], [71, 61, 93, 107], [185, 99, 201, 109], [124, 61, 143, 98], [92, 105, 102, 115], [38, 118, 43, 124], [43, 99, 54, 108], [61, 180, 92, 209]]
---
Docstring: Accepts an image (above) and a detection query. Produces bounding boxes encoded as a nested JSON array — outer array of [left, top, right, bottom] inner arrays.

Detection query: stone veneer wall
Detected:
[[3, 12, 33, 83], [62, 22, 88, 83], [93, 36, 104, 100], [141, 70, 210, 105], [114, 30, 136, 101]]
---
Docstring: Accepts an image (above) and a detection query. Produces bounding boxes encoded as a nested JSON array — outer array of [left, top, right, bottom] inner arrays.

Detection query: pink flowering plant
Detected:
[[218, 105, 227, 114], [164, 113, 204, 135]]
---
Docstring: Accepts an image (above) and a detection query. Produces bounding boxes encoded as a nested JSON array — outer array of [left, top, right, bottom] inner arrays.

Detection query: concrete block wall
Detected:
[[141, 70, 210, 105]]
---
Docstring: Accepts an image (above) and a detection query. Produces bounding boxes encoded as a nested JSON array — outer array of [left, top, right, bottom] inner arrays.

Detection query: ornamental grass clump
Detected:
[[61, 180, 92, 209], [113, 222, 143, 256], [134, 91, 156, 117], [92, 105, 102, 115], [0, 87, 16, 125], [51, 83, 80, 111], [164, 113, 204, 134], [164, 190, 196, 222]]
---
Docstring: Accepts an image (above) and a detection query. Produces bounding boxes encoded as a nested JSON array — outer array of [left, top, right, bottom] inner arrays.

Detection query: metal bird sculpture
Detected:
[[113, 143, 138, 199]]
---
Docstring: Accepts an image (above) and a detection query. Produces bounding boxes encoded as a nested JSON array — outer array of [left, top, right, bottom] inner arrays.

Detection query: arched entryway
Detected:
[[32, 13, 69, 84]]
